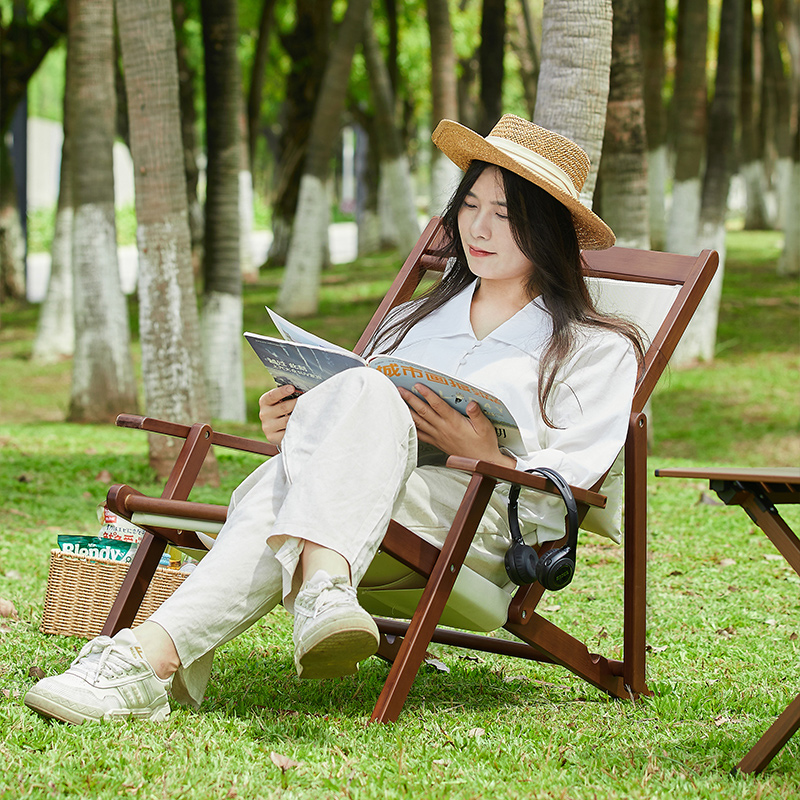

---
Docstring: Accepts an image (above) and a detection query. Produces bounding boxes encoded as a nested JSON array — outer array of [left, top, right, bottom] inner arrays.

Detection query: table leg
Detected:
[[736, 693, 800, 774]]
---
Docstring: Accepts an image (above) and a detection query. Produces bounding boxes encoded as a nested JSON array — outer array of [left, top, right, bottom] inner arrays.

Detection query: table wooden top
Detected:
[[656, 467, 800, 487]]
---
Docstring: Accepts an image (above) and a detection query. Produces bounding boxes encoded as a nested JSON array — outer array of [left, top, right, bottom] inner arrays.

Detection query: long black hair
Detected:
[[370, 160, 645, 427]]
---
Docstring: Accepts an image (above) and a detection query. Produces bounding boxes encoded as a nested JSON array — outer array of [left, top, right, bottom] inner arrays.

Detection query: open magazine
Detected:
[[244, 307, 524, 454]]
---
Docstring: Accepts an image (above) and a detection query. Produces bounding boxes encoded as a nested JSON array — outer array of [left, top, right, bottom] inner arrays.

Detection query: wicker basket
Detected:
[[40, 549, 188, 639]]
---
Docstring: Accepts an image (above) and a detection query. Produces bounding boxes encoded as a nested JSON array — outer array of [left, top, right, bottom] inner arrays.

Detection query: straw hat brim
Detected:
[[432, 119, 615, 250]]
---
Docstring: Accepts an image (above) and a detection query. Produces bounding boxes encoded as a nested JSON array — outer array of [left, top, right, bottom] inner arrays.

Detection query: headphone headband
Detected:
[[506, 467, 579, 589]]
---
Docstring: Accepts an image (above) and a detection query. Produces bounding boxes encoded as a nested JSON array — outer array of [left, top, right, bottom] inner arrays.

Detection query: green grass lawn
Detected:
[[0, 231, 798, 799]]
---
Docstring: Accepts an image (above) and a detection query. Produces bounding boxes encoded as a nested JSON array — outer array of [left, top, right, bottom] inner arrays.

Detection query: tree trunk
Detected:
[[509, 0, 540, 120], [267, 0, 333, 267], [239, 107, 257, 283], [33, 60, 74, 363], [68, 0, 138, 422], [246, 0, 278, 171], [277, 0, 369, 317], [427, 0, 461, 214], [740, 0, 770, 230], [354, 118, 382, 256], [676, 0, 743, 365], [665, 0, 708, 256], [0, 139, 26, 303], [0, 1, 68, 133], [200, 0, 246, 422], [639, 0, 667, 250], [363, 8, 419, 254], [478, 0, 506, 135], [762, 0, 792, 231], [778, 23, 799, 276], [597, 0, 649, 250], [117, 0, 214, 478], [534, 0, 613, 207], [173, 0, 204, 259]]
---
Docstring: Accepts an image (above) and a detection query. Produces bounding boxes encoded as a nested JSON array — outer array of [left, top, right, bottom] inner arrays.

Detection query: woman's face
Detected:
[[457, 166, 535, 292]]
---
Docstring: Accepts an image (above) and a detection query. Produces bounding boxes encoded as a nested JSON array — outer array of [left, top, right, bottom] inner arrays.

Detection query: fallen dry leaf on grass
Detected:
[[0, 598, 19, 620], [270, 752, 300, 772]]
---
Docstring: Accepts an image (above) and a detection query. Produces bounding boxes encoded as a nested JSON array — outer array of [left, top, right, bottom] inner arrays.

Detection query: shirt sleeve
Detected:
[[512, 331, 638, 490]]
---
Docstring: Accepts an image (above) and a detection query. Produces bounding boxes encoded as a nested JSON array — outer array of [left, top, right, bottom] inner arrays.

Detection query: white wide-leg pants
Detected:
[[149, 368, 520, 707]]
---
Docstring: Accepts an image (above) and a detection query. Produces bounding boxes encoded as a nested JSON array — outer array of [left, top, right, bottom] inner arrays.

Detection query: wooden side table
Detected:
[[655, 467, 800, 774]]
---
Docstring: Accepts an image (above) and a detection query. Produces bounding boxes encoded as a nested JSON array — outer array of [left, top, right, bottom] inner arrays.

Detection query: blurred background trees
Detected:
[[1, 0, 798, 458]]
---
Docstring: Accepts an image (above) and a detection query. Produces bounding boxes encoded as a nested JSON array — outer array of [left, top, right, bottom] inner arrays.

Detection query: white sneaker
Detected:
[[24, 628, 171, 724], [293, 570, 379, 679]]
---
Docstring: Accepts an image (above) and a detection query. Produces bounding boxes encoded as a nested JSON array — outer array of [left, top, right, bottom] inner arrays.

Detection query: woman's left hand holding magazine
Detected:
[[398, 384, 517, 468], [259, 384, 299, 446]]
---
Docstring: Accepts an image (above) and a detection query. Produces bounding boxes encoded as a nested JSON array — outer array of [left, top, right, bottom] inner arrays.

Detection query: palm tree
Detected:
[[597, 0, 649, 249], [778, 3, 799, 277], [363, 8, 419, 254], [666, 0, 709, 256], [639, 0, 667, 250], [762, 0, 792, 231], [739, 0, 770, 230], [675, 0, 744, 365], [32, 57, 74, 363], [509, 0, 540, 120], [478, 0, 506, 135], [277, 0, 369, 317], [116, 0, 211, 477], [0, 1, 68, 302], [267, 0, 333, 267], [200, 0, 246, 421], [427, 0, 461, 213], [67, 0, 137, 422], [534, 0, 613, 206]]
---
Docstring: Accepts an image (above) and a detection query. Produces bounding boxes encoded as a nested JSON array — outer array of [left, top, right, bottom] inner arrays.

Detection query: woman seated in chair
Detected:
[[25, 115, 644, 724]]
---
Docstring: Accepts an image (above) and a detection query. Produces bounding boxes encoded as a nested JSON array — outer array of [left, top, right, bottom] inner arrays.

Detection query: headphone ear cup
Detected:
[[504, 540, 539, 585], [536, 547, 576, 591]]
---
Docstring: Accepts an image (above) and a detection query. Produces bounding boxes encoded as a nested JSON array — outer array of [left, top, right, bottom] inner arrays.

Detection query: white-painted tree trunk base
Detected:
[[775, 157, 792, 231], [430, 153, 461, 216], [201, 289, 246, 422], [742, 160, 774, 229], [672, 220, 726, 367], [666, 178, 701, 255], [647, 146, 667, 251], [70, 202, 137, 419], [357, 209, 382, 256], [240, 169, 257, 280], [778, 158, 800, 276], [380, 156, 419, 254], [32, 206, 74, 362], [278, 174, 328, 317]]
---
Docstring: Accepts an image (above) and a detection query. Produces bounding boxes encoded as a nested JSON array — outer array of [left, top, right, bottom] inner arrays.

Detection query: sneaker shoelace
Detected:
[[299, 577, 358, 620], [69, 637, 146, 684]]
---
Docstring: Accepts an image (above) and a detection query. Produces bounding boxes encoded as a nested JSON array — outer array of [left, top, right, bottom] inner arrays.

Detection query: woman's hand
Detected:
[[259, 385, 299, 446], [398, 384, 516, 467]]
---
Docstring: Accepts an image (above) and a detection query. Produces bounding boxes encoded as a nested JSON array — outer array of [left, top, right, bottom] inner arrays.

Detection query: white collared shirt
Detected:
[[385, 282, 638, 540]]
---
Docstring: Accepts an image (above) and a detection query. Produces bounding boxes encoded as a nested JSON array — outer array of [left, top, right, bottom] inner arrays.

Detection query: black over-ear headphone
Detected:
[[504, 467, 579, 590]]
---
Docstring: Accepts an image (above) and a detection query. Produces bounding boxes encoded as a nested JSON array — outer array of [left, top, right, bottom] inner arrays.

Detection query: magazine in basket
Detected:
[[244, 307, 523, 454]]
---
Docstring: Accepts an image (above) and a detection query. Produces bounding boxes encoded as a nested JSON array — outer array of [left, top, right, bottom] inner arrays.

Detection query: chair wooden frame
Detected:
[[101, 217, 718, 723]]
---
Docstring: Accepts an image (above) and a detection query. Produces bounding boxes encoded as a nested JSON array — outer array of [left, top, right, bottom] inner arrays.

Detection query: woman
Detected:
[[25, 115, 643, 724]]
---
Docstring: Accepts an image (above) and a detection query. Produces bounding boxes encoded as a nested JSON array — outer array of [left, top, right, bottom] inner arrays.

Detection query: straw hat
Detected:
[[432, 114, 615, 250]]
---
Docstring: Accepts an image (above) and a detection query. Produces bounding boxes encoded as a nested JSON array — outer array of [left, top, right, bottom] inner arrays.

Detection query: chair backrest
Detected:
[[355, 217, 719, 417]]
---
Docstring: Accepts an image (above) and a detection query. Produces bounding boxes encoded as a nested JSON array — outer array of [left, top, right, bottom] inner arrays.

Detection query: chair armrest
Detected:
[[444, 456, 607, 509], [116, 414, 279, 457]]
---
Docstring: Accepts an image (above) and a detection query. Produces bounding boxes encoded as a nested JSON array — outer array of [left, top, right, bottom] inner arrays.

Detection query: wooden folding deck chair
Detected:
[[101, 217, 718, 722]]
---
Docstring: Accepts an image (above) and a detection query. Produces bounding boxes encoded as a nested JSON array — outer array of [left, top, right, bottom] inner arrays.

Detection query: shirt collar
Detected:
[[435, 282, 553, 350]]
